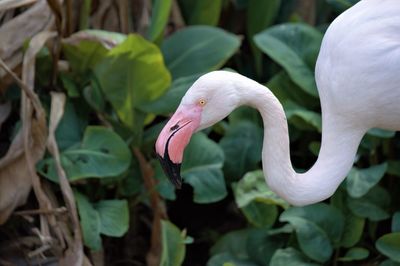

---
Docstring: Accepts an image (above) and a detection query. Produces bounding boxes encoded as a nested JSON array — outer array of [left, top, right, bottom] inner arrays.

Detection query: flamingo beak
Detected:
[[155, 104, 202, 188]]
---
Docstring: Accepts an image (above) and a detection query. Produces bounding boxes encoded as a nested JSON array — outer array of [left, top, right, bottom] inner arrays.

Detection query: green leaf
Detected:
[[380, 260, 400, 266], [94, 200, 129, 237], [346, 163, 387, 198], [267, 71, 319, 109], [388, 160, 400, 177], [162, 26, 241, 79], [331, 186, 366, 248], [228, 106, 262, 126], [147, 0, 172, 42], [181, 133, 227, 203], [246, 0, 280, 38], [94, 34, 171, 130], [284, 101, 322, 132], [240, 200, 278, 228], [254, 23, 323, 97], [234, 170, 289, 209], [160, 220, 186, 266], [42, 126, 131, 181], [219, 121, 263, 179], [246, 229, 285, 265], [83, 76, 105, 112], [270, 248, 321, 266], [55, 101, 86, 151], [376, 233, 400, 262], [211, 229, 254, 260], [326, 0, 360, 11], [340, 212, 365, 248], [63, 40, 108, 74], [79, 0, 91, 29], [141, 74, 201, 115], [280, 203, 344, 262], [179, 0, 223, 26], [367, 128, 395, 138], [207, 253, 258, 266], [246, 0, 281, 74], [347, 186, 390, 221], [338, 247, 369, 261], [392, 212, 400, 232], [75, 192, 102, 250]]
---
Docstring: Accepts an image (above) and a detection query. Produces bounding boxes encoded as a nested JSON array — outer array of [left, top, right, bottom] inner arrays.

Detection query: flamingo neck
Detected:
[[233, 74, 365, 206]]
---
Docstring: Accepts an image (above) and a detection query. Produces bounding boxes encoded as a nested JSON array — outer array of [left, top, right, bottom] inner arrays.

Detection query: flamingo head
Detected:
[[155, 71, 240, 188]]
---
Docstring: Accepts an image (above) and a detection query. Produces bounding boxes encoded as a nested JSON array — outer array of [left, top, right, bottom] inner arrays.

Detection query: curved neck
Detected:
[[232, 74, 365, 206]]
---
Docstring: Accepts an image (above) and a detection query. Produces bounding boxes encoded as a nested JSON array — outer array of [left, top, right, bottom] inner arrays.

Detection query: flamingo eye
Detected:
[[198, 99, 206, 106]]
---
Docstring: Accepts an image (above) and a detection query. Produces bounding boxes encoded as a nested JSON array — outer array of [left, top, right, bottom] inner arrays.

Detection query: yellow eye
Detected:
[[198, 99, 206, 106]]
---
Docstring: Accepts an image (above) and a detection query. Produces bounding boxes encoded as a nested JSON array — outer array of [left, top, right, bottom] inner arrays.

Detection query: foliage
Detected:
[[1, 0, 399, 265]]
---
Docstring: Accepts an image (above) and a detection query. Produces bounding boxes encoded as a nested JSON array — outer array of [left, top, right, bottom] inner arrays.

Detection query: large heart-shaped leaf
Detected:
[[41, 126, 131, 181], [219, 121, 263, 179], [376, 233, 400, 262], [346, 163, 387, 198], [160, 220, 186, 266], [162, 26, 241, 79], [254, 23, 322, 97], [280, 203, 344, 262], [94, 34, 171, 130]]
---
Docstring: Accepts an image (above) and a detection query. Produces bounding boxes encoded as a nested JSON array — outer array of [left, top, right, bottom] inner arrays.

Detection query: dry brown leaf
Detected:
[[90, 0, 113, 29], [20, 30, 67, 246], [63, 30, 121, 49], [0, 0, 54, 79], [116, 0, 129, 33], [0, 0, 38, 11], [0, 31, 57, 225], [47, 92, 83, 266], [0, 110, 46, 224], [103, 3, 119, 32]]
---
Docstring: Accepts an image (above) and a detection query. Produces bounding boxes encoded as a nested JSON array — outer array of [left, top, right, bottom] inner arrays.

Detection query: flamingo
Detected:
[[155, 0, 400, 206]]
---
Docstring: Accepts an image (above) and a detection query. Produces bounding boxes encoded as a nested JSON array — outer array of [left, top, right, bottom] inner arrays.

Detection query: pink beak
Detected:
[[155, 104, 202, 188]]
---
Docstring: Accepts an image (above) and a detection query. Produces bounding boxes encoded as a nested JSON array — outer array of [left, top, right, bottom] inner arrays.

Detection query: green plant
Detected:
[[0, 0, 399, 265]]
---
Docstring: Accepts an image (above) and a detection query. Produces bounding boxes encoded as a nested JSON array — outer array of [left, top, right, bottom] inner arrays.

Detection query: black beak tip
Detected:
[[157, 153, 183, 189]]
